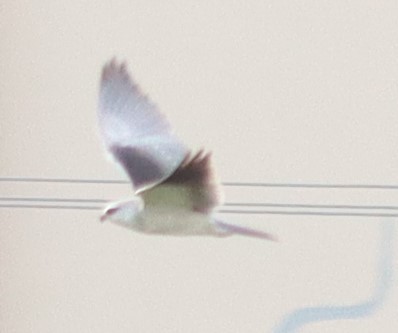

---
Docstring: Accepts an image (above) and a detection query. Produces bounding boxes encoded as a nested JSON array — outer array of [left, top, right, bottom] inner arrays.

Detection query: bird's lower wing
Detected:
[[214, 220, 277, 241], [163, 150, 222, 213]]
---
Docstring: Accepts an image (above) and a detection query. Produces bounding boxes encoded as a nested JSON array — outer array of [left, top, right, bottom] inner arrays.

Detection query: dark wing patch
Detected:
[[164, 150, 222, 213], [112, 146, 164, 190]]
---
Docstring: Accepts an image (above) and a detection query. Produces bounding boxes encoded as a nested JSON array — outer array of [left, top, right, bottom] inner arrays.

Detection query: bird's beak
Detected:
[[100, 213, 107, 223]]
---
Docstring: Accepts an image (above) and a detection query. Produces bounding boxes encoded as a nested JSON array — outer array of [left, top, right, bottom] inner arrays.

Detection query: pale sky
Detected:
[[1, 1, 398, 332]]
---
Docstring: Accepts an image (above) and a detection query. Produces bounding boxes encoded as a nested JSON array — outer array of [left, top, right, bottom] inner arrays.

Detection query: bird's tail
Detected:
[[214, 220, 277, 241]]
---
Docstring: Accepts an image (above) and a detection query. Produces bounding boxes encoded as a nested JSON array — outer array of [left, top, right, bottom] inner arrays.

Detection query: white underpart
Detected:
[[105, 186, 275, 240], [138, 206, 218, 236], [108, 184, 222, 237]]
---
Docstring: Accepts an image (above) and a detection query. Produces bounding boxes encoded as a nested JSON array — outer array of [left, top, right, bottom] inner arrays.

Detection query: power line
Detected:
[[0, 197, 108, 203], [0, 177, 127, 184], [219, 210, 398, 218], [226, 202, 398, 210], [223, 182, 398, 190], [2, 202, 398, 218], [0, 204, 100, 210], [1, 197, 398, 211], [1, 177, 398, 189]]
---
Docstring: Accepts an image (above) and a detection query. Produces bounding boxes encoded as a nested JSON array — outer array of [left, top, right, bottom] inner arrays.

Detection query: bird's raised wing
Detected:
[[98, 59, 188, 191]]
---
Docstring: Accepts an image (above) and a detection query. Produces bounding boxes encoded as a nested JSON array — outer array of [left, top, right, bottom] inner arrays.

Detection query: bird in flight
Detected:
[[98, 59, 275, 240]]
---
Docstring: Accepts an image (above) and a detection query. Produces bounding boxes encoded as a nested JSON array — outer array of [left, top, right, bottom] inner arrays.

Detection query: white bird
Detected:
[[98, 59, 275, 240]]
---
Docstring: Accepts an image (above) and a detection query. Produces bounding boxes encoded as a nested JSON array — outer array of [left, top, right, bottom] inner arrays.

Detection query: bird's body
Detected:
[[108, 188, 217, 236], [97, 59, 275, 241], [140, 185, 217, 236]]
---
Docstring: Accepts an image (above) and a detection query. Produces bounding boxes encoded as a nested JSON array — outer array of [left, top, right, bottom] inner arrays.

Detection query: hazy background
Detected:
[[1, 1, 398, 332]]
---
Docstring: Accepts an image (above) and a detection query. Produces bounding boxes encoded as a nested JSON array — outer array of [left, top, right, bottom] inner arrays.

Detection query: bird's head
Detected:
[[100, 198, 144, 227]]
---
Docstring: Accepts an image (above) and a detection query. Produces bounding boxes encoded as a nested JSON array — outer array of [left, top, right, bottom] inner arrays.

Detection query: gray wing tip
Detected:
[[101, 57, 130, 82], [101, 57, 154, 105]]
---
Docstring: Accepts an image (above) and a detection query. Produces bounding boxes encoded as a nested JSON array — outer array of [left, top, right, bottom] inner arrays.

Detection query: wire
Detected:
[[1, 177, 398, 189], [0, 197, 107, 203], [0, 204, 100, 210], [2, 177, 397, 218], [219, 210, 398, 218], [1, 197, 398, 212], [223, 182, 398, 189], [2, 201, 398, 218], [0, 177, 127, 184], [225, 202, 398, 211]]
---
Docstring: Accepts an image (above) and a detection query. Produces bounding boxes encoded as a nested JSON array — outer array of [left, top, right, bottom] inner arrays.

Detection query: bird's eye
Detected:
[[106, 208, 117, 215]]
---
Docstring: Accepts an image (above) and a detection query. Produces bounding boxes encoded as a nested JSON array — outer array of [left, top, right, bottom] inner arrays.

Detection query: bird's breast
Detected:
[[137, 184, 216, 236], [141, 184, 194, 208], [139, 207, 214, 235]]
